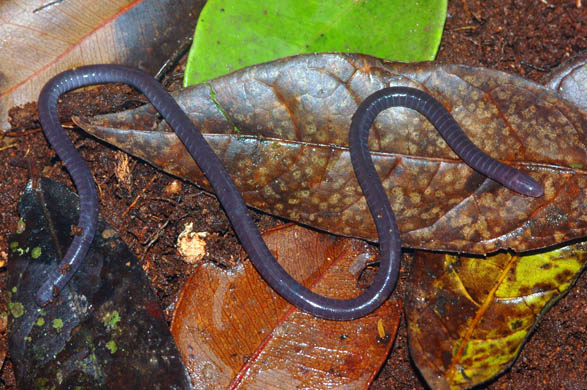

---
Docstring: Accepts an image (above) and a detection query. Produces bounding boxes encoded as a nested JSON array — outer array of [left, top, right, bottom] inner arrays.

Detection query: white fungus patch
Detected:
[[177, 222, 208, 264]]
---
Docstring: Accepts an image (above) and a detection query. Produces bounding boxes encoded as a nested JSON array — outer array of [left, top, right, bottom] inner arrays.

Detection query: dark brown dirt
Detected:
[[0, 0, 584, 389]]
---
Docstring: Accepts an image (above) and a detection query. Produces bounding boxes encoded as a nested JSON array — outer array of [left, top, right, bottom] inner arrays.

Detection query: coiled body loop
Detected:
[[37, 67, 542, 319]]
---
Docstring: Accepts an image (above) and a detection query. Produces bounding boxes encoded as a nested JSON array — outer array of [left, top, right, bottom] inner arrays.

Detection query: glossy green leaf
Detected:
[[184, 0, 447, 85]]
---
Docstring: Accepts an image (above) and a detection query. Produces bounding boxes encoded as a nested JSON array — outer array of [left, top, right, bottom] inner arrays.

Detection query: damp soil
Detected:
[[0, 0, 585, 389]]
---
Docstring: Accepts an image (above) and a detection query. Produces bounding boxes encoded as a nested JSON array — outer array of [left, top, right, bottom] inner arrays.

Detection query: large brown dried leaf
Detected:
[[0, 0, 206, 130], [170, 223, 402, 389], [405, 243, 586, 390], [75, 53, 587, 254]]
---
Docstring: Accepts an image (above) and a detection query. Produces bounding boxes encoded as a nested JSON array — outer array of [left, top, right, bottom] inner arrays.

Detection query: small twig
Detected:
[[155, 35, 193, 83], [0, 144, 16, 151], [147, 196, 181, 206], [121, 174, 158, 217], [520, 61, 550, 73], [32, 0, 65, 13], [96, 180, 104, 204], [142, 219, 171, 248], [6, 120, 74, 137], [452, 25, 477, 32], [5, 128, 42, 137], [140, 212, 190, 263]]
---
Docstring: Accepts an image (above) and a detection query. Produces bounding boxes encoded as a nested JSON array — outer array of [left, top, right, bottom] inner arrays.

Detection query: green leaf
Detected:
[[184, 0, 447, 86]]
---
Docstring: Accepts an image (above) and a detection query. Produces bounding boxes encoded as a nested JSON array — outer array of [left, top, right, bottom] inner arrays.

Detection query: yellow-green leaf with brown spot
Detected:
[[405, 242, 586, 390]]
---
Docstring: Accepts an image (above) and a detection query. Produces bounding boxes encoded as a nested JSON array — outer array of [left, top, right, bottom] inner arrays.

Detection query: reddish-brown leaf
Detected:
[[170, 223, 402, 389], [75, 53, 586, 253], [0, 0, 206, 130]]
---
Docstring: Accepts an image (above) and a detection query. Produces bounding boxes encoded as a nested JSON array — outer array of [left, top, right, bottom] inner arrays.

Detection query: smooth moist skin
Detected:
[[351, 87, 544, 199], [37, 66, 543, 320]]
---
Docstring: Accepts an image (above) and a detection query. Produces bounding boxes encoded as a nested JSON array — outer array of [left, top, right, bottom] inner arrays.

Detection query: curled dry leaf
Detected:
[[0, 0, 205, 130], [75, 53, 587, 254], [170, 223, 402, 389], [405, 243, 586, 390], [542, 50, 587, 111]]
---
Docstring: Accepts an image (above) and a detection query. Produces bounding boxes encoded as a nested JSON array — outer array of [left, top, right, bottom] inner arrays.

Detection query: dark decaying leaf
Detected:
[[7, 179, 191, 389], [171, 223, 402, 389], [75, 53, 587, 254], [405, 244, 586, 390], [0, 0, 206, 130]]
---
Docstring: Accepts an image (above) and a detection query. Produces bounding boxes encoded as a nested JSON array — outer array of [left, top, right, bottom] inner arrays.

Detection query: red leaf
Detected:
[[170, 224, 402, 389]]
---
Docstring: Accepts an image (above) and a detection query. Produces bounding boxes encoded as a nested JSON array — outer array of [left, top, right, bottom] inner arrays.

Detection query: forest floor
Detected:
[[0, 0, 585, 389]]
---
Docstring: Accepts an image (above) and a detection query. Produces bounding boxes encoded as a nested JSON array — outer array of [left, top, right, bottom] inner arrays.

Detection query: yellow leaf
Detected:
[[406, 242, 586, 389]]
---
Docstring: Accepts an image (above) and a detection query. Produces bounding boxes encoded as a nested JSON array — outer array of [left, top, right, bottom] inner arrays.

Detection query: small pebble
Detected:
[[164, 180, 182, 196]]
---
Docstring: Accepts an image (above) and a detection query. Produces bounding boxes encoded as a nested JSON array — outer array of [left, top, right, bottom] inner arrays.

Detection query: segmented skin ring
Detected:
[[37, 66, 542, 320]]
